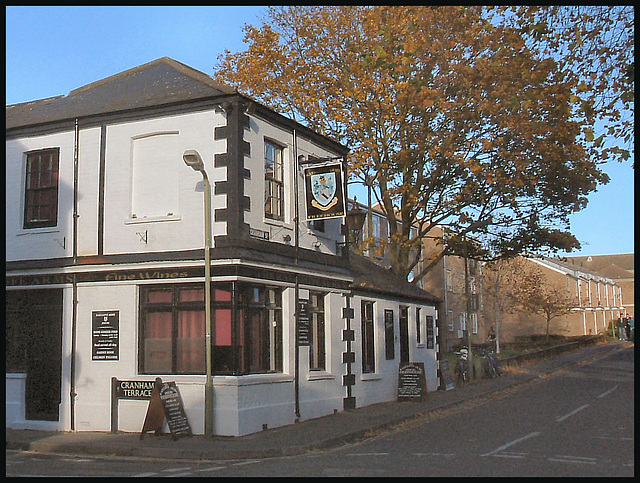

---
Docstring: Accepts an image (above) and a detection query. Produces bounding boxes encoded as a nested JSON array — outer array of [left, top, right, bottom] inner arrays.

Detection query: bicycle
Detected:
[[454, 347, 470, 385], [479, 347, 502, 378]]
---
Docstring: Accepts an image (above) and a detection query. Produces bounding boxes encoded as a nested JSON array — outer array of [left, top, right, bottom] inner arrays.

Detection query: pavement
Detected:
[[6, 340, 632, 462]]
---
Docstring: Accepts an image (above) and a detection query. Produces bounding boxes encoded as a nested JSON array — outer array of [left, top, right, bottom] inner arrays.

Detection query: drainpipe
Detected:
[[293, 129, 301, 420], [70, 119, 80, 430]]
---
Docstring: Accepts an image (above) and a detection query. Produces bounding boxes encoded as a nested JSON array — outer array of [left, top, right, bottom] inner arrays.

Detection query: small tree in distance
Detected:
[[514, 264, 576, 341]]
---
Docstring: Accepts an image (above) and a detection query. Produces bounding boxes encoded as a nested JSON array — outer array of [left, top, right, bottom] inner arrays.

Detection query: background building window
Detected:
[[445, 269, 453, 292], [416, 307, 422, 345], [264, 140, 284, 221], [24, 148, 59, 229], [309, 292, 326, 371], [447, 310, 454, 331], [361, 301, 375, 373], [470, 312, 478, 334]]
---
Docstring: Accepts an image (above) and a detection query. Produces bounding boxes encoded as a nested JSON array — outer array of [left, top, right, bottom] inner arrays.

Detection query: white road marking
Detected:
[[347, 452, 389, 456], [548, 455, 596, 465], [597, 386, 618, 399], [413, 452, 456, 457], [480, 431, 541, 457], [595, 435, 633, 441], [490, 451, 527, 459], [556, 404, 589, 422], [162, 467, 192, 472], [132, 472, 158, 477], [196, 466, 227, 472]]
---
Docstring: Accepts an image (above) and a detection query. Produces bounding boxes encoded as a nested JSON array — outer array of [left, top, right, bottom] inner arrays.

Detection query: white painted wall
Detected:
[[7, 109, 437, 437]]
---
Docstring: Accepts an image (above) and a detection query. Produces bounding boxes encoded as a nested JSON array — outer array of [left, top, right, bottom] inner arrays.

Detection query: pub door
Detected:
[[6, 289, 63, 421]]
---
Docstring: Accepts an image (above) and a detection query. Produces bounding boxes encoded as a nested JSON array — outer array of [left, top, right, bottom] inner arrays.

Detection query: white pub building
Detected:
[[6, 58, 440, 436]]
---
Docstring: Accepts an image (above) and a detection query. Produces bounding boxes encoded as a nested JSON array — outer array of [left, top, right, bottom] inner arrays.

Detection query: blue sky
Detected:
[[6, 6, 634, 257]]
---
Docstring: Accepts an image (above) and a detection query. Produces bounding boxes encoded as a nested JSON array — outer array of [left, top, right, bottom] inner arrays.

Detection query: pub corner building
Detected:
[[6, 57, 440, 437]]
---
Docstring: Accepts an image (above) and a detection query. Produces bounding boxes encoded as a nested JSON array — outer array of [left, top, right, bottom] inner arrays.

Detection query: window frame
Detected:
[[23, 148, 60, 229], [384, 309, 395, 360], [361, 300, 376, 374], [308, 291, 326, 371], [264, 139, 285, 221], [139, 284, 207, 375], [239, 284, 283, 374], [426, 315, 435, 349], [139, 282, 283, 376]]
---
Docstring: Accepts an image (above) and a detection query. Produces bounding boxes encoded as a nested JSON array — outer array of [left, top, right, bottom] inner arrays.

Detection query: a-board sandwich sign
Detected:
[[397, 362, 428, 401], [140, 378, 192, 440]]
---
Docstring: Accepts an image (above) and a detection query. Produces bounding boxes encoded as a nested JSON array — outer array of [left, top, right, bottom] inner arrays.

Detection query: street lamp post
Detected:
[[346, 198, 367, 248], [183, 149, 214, 437]]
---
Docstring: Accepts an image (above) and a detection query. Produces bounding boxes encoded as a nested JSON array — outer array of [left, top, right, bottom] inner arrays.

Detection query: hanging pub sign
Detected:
[[304, 161, 346, 221]]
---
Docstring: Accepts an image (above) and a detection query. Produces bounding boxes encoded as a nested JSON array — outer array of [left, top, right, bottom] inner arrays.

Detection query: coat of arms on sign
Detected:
[[311, 172, 338, 211]]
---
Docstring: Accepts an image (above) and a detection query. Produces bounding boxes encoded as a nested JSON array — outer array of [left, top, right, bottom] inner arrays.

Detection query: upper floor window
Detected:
[[264, 140, 285, 221], [24, 148, 59, 229]]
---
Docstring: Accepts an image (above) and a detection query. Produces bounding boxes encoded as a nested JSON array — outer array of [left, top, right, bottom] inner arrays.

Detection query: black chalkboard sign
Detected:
[[159, 381, 192, 438], [140, 378, 192, 440], [397, 362, 427, 401], [439, 359, 455, 391]]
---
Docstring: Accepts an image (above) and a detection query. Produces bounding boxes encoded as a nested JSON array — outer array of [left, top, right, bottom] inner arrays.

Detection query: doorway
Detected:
[[6, 289, 63, 421]]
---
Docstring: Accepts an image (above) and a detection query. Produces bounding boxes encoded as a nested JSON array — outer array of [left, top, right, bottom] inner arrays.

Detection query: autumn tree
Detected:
[[513, 263, 577, 341], [493, 6, 634, 164], [214, 6, 609, 283]]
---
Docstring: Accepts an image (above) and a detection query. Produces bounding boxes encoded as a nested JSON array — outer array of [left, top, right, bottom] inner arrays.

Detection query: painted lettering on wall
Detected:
[[104, 271, 190, 282]]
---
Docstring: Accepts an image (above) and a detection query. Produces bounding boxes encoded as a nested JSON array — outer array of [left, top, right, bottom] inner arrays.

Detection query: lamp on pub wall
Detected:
[[346, 197, 367, 248], [183, 149, 214, 438]]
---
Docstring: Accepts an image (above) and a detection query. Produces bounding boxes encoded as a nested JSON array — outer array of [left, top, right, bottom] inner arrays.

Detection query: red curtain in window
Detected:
[[144, 311, 172, 373], [177, 310, 205, 373]]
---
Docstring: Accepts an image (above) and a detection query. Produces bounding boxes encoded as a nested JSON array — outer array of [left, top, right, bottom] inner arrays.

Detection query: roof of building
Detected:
[[349, 253, 441, 304], [6, 57, 236, 130], [563, 253, 634, 279], [6, 56, 349, 154]]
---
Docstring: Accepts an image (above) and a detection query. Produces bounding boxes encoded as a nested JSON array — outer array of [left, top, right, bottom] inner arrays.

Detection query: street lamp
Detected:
[[346, 198, 367, 247], [183, 149, 214, 437]]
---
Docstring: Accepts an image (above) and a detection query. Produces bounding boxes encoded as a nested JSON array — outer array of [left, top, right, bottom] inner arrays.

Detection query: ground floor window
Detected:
[[139, 282, 282, 376], [239, 284, 283, 373], [426, 315, 435, 349], [308, 291, 326, 371], [361, 300, 375, 373]]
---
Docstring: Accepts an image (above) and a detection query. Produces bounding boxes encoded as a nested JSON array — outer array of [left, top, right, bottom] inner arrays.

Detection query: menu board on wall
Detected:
[[297, 299, 310, 346], [92, 311, 119, 361]]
